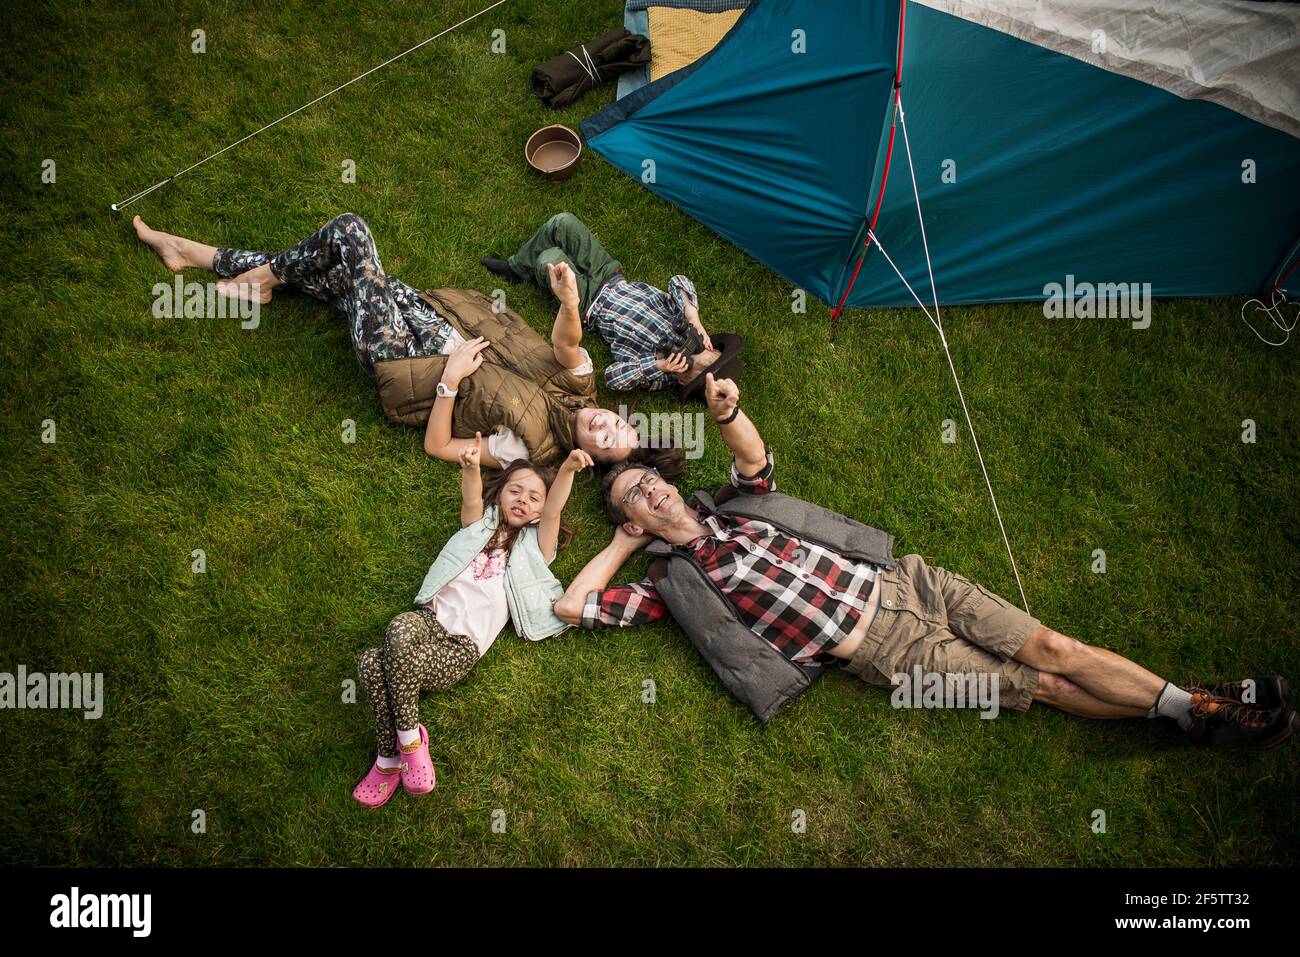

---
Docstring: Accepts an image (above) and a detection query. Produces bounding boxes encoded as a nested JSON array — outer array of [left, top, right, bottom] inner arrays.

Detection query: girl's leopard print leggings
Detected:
[[357, 610, 479, 758]]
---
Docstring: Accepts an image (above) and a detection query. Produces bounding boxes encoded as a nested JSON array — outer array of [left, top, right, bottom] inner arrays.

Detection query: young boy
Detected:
[[483, 212, 734, 396]]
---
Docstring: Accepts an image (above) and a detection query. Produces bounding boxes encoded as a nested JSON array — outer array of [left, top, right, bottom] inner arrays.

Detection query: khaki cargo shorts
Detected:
[[845, 553, 1042, 712]]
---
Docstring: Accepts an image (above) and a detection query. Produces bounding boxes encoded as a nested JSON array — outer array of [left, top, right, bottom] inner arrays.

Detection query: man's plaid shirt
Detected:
[[585, 274, 699, 391], [581, 452, 883, 666]]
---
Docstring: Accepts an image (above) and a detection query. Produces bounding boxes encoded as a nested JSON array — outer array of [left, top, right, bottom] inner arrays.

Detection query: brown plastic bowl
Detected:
[[525, 125, 582, 181]]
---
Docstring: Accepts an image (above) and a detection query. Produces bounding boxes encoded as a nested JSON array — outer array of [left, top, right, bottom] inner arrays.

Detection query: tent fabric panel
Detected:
[[848, 3, 1300, 307], [917, 0, 1300, 139], [585, 0, 900, 303]]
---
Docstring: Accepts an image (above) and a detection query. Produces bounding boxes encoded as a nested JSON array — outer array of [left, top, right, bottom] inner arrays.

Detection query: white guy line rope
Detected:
[[878, 97, 1031, 613], [865, 229, 1030, 613], [1240, 289, 1297, 347], [112, 0, 512, 211]]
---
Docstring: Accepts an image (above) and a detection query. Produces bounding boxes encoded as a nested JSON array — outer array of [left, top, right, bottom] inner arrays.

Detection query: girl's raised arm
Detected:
[[537, 449, 592, 561], [459, 432, 485, 527]]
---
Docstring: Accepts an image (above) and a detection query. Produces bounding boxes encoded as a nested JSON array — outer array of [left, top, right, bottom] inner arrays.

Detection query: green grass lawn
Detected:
[[1, 0, 1296, 866]]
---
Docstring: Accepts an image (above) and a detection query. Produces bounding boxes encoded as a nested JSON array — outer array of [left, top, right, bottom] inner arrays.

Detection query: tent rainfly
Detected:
[[583, 0, 1300, 312]]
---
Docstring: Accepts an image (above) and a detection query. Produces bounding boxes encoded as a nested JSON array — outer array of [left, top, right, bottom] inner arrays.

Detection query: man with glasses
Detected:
[[553, 375, 1296, 749]]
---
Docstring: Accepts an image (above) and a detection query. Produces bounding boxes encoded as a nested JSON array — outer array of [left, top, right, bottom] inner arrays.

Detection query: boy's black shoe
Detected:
[[481, 257, 525, 284]]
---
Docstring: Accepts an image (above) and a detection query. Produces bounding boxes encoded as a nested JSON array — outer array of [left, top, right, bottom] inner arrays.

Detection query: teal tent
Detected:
[[584, 0, 1300, 311]]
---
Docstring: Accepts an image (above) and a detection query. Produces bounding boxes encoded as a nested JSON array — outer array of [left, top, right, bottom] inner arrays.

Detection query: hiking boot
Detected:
[[481, 256, 525, 284], [1185, 692, 1298, 750], [1183, 675, 1288, 710]]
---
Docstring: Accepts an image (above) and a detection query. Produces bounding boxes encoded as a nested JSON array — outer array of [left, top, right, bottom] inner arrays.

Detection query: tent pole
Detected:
[[829, 0, 908, 335], [831, 90, 899, 339]]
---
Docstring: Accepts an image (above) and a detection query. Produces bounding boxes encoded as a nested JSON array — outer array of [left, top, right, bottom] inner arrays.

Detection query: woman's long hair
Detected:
[[626, 444, 686, 483], [481, 459, 575, 555]]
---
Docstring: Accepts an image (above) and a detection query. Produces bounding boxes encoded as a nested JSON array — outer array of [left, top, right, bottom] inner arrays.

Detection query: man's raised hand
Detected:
[[705, 372, 739, 421], [612, 524, 653, 551]]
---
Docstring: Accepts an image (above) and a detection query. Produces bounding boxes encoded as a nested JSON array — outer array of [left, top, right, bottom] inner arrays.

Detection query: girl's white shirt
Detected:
[[424, 547, 509, 657]]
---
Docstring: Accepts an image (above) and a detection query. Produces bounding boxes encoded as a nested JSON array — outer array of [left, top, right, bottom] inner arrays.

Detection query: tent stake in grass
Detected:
[[110, 0, 513, 213]]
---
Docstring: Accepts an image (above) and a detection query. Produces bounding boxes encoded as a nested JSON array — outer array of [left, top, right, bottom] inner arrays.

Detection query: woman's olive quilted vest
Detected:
[[373, 288, 596, 467]]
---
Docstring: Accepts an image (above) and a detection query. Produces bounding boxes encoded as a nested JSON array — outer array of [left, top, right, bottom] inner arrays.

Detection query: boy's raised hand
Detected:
[[459, 431, 482, 471], [686, 305, 713, 351], [547, 261, 580, 309], [562, 448, 594, 474], [656, 352, 690, 375]]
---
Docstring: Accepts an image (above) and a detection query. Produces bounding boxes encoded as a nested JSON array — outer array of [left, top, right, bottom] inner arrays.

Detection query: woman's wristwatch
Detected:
[[436, 381, 458, 398], [714, 405, 740, 425]]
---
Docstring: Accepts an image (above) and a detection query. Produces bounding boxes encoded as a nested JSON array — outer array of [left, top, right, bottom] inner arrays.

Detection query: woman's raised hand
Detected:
[[443, 336, 490, 388], [459, 431, 482, 471]]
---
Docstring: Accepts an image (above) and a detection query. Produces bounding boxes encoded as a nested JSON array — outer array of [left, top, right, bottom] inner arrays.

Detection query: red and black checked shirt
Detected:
[[581, 451, 882, 666]]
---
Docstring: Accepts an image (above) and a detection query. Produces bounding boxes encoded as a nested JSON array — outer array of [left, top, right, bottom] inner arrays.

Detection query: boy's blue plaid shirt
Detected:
[[584, 274, 699, 391]]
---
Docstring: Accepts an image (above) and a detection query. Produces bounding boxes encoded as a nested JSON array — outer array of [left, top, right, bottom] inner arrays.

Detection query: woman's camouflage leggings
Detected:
[[357, 610, 480, 758], [212, 213, 453, 375]]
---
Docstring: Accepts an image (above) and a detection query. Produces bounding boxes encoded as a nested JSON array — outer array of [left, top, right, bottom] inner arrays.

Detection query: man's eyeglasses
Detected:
[[620, 467, 661, 508]]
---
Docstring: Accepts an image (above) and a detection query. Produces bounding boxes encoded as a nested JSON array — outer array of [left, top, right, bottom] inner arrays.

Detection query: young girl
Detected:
[[352, 438, 592, 807]]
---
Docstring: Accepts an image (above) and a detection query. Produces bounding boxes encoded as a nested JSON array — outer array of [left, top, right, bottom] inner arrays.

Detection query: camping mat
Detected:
[[647, 5, 745, 81], [628, 0, 747, 9]]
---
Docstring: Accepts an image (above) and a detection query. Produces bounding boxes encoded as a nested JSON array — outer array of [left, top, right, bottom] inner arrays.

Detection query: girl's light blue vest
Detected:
[[413, 506, 570, 642]]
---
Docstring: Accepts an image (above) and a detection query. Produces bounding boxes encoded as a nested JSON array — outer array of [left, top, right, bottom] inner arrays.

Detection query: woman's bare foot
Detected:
[[216, 264, 277, 306], [132, 216, 218, 272]]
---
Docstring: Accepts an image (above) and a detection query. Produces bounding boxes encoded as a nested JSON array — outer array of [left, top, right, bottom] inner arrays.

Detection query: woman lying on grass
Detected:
[[352, 438, 591, 808], [131, 212, 684, 475]]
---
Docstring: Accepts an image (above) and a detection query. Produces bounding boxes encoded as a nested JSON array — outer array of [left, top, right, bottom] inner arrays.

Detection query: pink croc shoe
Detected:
[[398, 724, 436, 795], [352, 761, 403, 808]]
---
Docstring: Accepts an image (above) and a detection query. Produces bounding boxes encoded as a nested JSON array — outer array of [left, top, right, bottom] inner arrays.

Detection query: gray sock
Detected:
[[1148, 682, 1195, 730]]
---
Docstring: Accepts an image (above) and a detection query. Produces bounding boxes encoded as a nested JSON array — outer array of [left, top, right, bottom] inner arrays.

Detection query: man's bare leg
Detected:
[[1014, 625, 1166, 710], [1032, 671, 1148, 719], [133, 216, 276, 305]]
